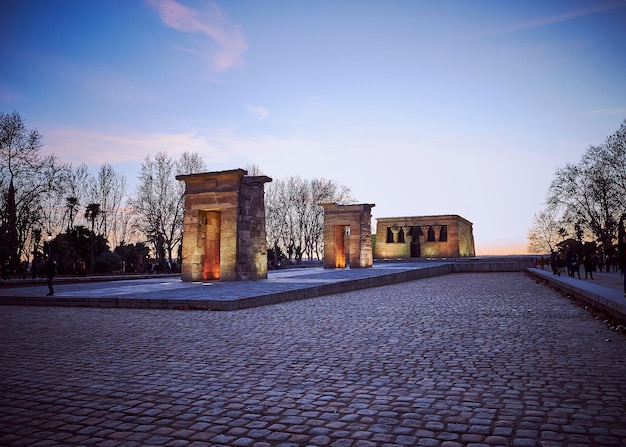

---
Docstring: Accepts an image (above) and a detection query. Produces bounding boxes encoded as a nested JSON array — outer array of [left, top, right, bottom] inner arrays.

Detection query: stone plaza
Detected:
[[1, 271, 626, 446]]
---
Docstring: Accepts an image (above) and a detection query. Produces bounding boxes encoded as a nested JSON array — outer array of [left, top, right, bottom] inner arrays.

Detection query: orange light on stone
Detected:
[[203, 211, 221, 280], [334, 225, 346, 268]]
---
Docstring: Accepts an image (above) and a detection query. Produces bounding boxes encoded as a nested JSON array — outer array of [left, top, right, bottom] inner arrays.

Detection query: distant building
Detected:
[[374, 215, 475, 259]]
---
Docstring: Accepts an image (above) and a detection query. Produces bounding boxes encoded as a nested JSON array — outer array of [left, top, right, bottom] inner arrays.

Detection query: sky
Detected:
[[2, 0, 626, 255]]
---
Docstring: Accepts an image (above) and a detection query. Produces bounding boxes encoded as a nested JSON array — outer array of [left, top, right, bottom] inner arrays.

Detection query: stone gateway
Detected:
[[321, 203, 375, 269], [176, 169, 271, 282]]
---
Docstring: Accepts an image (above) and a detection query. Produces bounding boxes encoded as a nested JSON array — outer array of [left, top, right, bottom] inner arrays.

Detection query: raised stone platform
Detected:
[[0, 262, 453, 311], [5, 256, 624, 320]]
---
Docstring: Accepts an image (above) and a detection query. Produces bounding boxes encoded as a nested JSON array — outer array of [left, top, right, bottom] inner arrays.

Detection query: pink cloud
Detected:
[[146, 0, 248, 71], [42, 127, 228, 167]]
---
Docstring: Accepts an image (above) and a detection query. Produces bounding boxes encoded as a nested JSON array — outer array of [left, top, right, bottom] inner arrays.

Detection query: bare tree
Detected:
[[265, 177, 292, 262], [177, 151, 207, 175], [1, 111, 43, 265], [64, 163, 90, 227], [548, 157, 618, 256], [604, 120, 626, 201], [0, 111, 43, 184], [244, 163, 264, 176], [265, 175, 354, 262], [546, 121, 626, 256], [38, 155, 72, 239], [88, 164, 128, 249], [526, 206, 564, 254], [1, 111, 74, 264], [130, 151, 206, 263]]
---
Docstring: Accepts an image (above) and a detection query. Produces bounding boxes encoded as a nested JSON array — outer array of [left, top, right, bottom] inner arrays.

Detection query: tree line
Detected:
[[0, 111, 351, 276], [528, 120, 626, 262]]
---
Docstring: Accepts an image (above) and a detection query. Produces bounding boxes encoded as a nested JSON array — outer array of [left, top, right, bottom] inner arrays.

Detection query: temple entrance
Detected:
[[410, 240, 420, 258], [409, 226, 422, 258], [334, 225, 347, 268], [203, 211, 221, 280]]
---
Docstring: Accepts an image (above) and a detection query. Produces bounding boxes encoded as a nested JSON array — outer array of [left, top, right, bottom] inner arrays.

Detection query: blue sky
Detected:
[[2, 0, 626, 254]]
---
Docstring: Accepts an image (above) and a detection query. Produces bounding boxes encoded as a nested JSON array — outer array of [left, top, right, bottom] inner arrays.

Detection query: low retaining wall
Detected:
[[453, 256, 534, 272], [526, 268, 626, 321], [375, 256, 535, 273]]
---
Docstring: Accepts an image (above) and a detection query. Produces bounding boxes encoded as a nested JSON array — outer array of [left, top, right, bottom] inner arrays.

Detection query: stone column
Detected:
[[390, 226, 401, 243]]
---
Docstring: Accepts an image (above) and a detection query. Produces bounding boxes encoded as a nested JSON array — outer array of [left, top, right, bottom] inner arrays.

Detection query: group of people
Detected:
[[535, 247, 626, 297], [540, 252, 610, 279], [72, 259, 87, 277]]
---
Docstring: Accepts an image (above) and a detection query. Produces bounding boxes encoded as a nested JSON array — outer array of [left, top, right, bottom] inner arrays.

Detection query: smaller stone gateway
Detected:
[[321, 203, 375, 269], [176, 169, 272, 282], [374, 214, 475, 259]]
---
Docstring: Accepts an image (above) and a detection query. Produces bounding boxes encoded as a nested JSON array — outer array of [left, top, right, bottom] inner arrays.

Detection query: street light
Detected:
[[47, 233, 52, 256]]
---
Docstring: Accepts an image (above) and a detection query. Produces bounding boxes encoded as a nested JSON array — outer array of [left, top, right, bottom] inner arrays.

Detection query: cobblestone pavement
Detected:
[[1, 272, 626, 447]]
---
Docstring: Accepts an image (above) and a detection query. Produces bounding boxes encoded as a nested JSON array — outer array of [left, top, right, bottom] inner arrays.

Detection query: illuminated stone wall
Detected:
[[374, 215, 475, 259], [321, 203, 375, 269], [176, 169, 272, 282]]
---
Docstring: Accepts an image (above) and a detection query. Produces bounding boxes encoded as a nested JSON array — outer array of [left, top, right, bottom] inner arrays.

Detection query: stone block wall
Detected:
[[176, 169, 271, 282], [322, 203, 375, 269], [374, 214, 475, 259]]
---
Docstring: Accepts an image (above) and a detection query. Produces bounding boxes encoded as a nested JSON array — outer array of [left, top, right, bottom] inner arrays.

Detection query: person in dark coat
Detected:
[[571, 254, 581, 279], [45, 255, 57, 296], [583, 254, 594, 280]]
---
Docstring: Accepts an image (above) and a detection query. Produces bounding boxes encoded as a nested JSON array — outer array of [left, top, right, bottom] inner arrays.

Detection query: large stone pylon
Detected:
[[176, 169, 272, 282], [321, 203, 375, 269]]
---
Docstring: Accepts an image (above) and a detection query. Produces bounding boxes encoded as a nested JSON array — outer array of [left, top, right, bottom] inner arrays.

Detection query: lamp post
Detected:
[[47, 233, 52, 256]]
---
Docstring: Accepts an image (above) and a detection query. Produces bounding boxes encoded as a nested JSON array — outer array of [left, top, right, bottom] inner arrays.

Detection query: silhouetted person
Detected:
[[550, 252, 559, 275], [565, 253, 573, 277], [583, 254, 593, 280], [45, 255, 57, 296], [571, 254, 581, 279]]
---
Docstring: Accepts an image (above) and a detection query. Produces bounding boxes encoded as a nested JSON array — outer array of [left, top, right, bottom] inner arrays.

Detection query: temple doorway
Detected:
[[333, 226, 346, 268], [409, 226, 422, 258], [203, 210, 221, 280], [410, 240, 420, 258]]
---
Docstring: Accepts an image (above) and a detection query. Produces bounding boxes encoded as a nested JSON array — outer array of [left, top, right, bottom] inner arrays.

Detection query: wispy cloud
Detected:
[[146, 0, 248, 71], [246, 105, 269, 120], [506, 1, 625, 33], [41, 125, 314, 175], [43, 127, 232, 167]]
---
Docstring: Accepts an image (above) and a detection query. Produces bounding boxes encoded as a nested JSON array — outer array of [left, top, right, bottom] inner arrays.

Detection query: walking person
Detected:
[[571, 254, 581, 279], [583, 254, 594, 280], [565, 253, 573, 277], [45, 255, 57, 296]]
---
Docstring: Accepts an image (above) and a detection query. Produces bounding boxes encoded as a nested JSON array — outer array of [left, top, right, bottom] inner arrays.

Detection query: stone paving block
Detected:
[[1, 273, 626, 447]]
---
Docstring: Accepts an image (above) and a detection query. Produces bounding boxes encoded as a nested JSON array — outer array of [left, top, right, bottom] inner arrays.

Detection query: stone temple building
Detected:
[[374, 215, 475, 259]]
